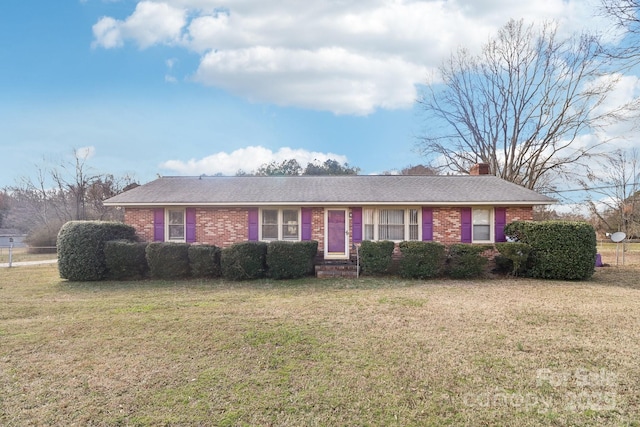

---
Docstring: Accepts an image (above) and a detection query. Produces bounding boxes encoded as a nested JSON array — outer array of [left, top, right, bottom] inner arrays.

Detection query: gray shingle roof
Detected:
[[103, 175, 556, 206]]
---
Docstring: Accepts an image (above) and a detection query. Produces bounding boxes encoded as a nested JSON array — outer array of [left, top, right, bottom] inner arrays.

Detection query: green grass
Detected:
[[1, 264, 640, 425]]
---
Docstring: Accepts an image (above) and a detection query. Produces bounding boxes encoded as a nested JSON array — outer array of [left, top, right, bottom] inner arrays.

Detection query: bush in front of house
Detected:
[[494, 242, 531, 276], [104, 240, 148, 280], [359, 240, 395, 275], [188, 244, 222, 278], [145, 242, 191, 280], [504, 221, 596, 280], [57, 221, 138, 281], [267, 240, 319, 280], [398, 241, 446, 279], [446, 244, 489, 279], [221, 241, 268, 281]]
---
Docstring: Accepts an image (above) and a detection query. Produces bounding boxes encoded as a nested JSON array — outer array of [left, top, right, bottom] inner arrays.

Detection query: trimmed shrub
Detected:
[[398, 241, 446, 279], [104, 240, 148, 280], [188, 244, 222, 278], [221, 241, 268, 281], [495, 242, 531, 276], [57, 221, 137, 281], [359, 240, 395, 275], [446, 244, 489, 279], [504, 221, 596, 280], [267, 240, 319, 280], [145, 242, 190, 280]]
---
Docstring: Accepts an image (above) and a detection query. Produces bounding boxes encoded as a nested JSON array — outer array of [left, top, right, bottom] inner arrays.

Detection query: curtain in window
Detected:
[[379, 209, 404, 240], [363, 208, 375, 240]]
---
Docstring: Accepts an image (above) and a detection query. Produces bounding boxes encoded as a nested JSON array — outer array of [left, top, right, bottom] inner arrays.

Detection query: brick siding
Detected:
[[124, 205, 534, 248]]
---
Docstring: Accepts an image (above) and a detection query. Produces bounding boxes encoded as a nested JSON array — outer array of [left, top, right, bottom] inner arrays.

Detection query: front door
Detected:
[[326, 209, 348, 259]]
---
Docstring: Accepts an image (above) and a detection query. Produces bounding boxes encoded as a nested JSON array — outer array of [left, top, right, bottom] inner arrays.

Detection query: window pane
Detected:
[[262, 210, 278, 239], [409, 225, 419, 241], [363, 209, 375, 240], [282, 209, 298, 240], [473, 209, 490, 225], [473, 208, 491, 241], [380, 225, 404, 240], [263, 225, 278, 240], [168, 210, 184, 240], [262, 210, 278, 225], [379, 209, 404, 241], [169, 210, 184, 225], [473, 225, 490, 241], [409, 209, 419, 241]]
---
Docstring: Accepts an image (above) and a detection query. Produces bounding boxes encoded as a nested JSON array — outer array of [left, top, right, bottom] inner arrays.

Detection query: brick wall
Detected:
[[124, 205, 535, 247], [432, 207, 462, 244], [124, 208, 155, 242], [195, 207, 249, 247], [506, 207, 533, 222]]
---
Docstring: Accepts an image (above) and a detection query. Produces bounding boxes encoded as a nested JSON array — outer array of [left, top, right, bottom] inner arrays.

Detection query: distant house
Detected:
[[0, 229, 27, 248], [103, 164, 554, 260]]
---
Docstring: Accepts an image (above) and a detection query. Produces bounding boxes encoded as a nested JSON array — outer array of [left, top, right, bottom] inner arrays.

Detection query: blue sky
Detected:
[[0, 0, 632, 209]]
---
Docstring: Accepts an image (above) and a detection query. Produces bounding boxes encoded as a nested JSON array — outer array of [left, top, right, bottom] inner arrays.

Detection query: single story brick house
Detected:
[[103, 165, 554, 260]]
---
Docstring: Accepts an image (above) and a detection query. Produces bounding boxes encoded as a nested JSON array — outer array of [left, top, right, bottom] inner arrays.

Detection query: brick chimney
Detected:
[[469, 163, 491, 175]]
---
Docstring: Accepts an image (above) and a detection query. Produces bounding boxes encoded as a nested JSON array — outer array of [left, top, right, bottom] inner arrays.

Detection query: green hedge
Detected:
[[221, 241, 268, 281], [145, 242, 191, 280], [398, 241, 446, 279], [188, 244, 222, 278], [57, 221, 138, 281], [359, 240, 395, 275], [504, 221, 596, 280], [104, 240, 148, 280], [495, 242, 531, 276], [446, 244, 489, 279], [267, 241, 318, 280]]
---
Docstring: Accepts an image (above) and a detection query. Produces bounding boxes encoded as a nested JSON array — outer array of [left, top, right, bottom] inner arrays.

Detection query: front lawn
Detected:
[[1, 264, 639, 425]]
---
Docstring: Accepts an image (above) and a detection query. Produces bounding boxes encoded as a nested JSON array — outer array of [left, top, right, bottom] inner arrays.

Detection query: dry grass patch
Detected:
[[1, 264, 640, 426]]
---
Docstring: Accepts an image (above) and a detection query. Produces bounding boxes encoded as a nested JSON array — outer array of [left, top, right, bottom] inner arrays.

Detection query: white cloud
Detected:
[[92, 1, 186, 49], [76, 146, 96, 159], [159, 146, 349, 175], [92, 0, 617, 114]]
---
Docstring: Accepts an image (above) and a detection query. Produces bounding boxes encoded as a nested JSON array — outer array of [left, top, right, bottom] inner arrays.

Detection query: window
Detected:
[[261, 208, 300, 241], [473, 208, 492, 242], [167, 209, 185, 241], [363, 208, 420, 241]]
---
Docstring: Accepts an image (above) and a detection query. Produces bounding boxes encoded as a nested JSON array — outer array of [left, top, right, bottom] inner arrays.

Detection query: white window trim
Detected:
[[362, 207, 421, 242], [472, 207, 494, 244], [258, 208, 301, 241], [166, 208, 186, 242]]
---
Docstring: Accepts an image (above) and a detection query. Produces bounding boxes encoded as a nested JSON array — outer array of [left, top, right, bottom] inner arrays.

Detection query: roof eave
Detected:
[[104, 200, 555, 208]]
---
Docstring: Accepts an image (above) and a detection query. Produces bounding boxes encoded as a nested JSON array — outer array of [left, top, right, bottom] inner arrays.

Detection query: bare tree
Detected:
[[601, 0, 640, 62], [581, 149, 640, 237], [418, 19, 637, 191], [4, 149, 135, 245]]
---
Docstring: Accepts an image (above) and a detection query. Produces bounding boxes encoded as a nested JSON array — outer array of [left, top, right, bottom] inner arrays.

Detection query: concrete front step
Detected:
[[315, 263, 359, 279]]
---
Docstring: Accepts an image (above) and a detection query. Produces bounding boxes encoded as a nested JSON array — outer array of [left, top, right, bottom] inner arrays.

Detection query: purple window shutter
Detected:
[[153, 208, 164, 242], [248, 208, 259, 241], [186, 208, 196, 243], [460, 207, 472, 243], [422, 207, 433, 241], [351, 207, 362, 243], [301, 208, 312, 241], [495, 207, 506, 242]]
